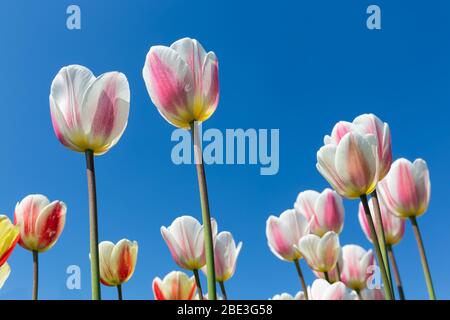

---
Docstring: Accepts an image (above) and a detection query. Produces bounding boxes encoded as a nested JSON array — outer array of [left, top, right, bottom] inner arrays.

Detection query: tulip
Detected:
[[153, 271, 197, 300], [297, 231, 340, 278], [143, 38, 220, 299], [0, 263, 11, 289], [339, 245, 374, 292], [294, 189, 344, 236], [99, 239, 138, 300], [313, 266, 341, 284], [360, 287, 386, 300], [379, 158, 435, 299], [202, 231, 242, 300], [0, 215, 19, 267], [50, 65, 130, 300], [271, 292, 305, 300], [266, 209, 310, 298], [308, 279, 358, 300]]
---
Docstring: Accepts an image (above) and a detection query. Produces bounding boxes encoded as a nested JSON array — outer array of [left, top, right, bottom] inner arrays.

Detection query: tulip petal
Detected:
[[0, 262, 11, 289], [34, 201, 66, 252], [99, 241, 115, 286]]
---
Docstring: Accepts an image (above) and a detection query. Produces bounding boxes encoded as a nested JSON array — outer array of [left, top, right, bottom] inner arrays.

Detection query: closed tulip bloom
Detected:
[[360, 287, 385, 300], [378, 158, 430, 218], [203, 231, 242, 282], [317, 131, 378, 199], [297, 231, 340, 272], [358, 197, 405, 245], [0, 216, 19, 266], [308, 279, 358, 300], [50, 65, 130, 155], [266, 209, 310, 261], [14, 195, 66, 252], [98, 239, 138, 286], [0, 262, 11, 289], [161, 216, 217, 270], [143, 38, 219, 129], [294, 189, 344, 236], [153, 271, 197, 300], [353, 114, 392, 180], [313, 251, 343, 283], [271, 292, 305, 300], [340, 245, 374, 291]]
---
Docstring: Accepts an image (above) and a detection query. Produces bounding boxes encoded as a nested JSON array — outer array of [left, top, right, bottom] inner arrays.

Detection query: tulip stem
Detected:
[[294, 259, 308, 300], [387, 245, 405, 300], [219, 281, 228, 300], [190, 121, 217, 300], [360, 194, 393, 300], [117, 285, 123, 300], [193, 269, 204, 300], [85, 149, 101, 300], [409, 217, 436, 300], [335, 262, 342, 282], [371, 190, 395, 296], [356, 289, 363, 300], [324, 271, 330, 283], [32, 251, 38, 300]]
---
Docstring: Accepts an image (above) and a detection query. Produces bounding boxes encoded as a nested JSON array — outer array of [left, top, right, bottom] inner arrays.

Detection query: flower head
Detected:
[[308, 279, 358, 300], [99, 239, 138, 286], [152, 271, 197, 300], [0, 216, 19, 266]]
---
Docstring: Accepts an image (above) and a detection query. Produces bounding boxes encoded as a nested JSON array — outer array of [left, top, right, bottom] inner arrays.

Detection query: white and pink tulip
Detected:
[[153, 271, 197, 300]]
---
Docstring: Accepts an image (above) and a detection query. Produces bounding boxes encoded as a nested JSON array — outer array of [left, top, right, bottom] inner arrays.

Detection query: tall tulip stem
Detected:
[[335, 262, 342, 281], [85, 150, 101, 300], [387, 245, 405, 300], [360, 194, 393, 300], [409, 217, 436, 300], [294, 259, 308, 300], [324, 271, 330, 282], [32, 251, 38, 300], [219, 281, 228, 300], [193, 269, 204, 300], [191, 122, 217, 300], [117, 285, 123, 300], [371, 189, 394, 295]]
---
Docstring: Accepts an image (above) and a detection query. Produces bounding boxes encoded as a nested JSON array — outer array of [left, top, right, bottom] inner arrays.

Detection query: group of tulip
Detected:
[[267, 114, 434, 300], [152, 216, 242, 300]]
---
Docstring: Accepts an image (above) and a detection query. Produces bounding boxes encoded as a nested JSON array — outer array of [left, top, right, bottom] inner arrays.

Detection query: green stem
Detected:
[[360, 194, 393, 300], [219, 281, 228, 300], [193, 269, 204, 300], [117, 285, 123, 300], [324, 271, 330, 283], [294, 259, 308, 300], [85, 150, 101, 300], [387, 245, 405, 300], [409, 217, 436, 300], [335, 262, 342, 282], [371, 190, 394, 297], [32, 251, 38, 300], [191, 122, 217, 300], [356, 289, 363, 300]]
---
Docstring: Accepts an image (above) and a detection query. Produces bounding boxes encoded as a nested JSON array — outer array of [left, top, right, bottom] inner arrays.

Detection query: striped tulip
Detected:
[[50, 64, 130, 155], [317, 131, 378, 199], [308, 279, 358, 300], [378, 158, 430, 218], [271, 292, 305, 300], [98, 239, 138, 286], [297, 231, 340, 272], [153, 271, 197, 300], [142, 38, 219, 128], [266, 209, 310, 262], [14, 195, 66, 252], [294, 188, 344, 236], [340, 244, 374, 291], [0, 262, 11, 289], [358, 197, 405, 245], [161, 216, 217, 270], [203, 231, 242, 282], [0, 216, 19, 266]]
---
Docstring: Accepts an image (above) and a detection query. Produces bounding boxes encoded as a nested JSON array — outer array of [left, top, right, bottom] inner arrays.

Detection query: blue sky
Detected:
[[0, 0, 449, 299]]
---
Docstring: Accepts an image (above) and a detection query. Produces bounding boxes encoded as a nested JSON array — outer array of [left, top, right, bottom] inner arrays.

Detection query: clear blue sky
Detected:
[[0, 0, 449, 300]]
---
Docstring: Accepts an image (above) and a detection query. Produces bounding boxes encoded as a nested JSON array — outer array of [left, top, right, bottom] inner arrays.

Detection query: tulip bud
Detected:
[[340, 244, 374, 291], [13, 195, 66, 253], [152, 271, 197, 300], [308, 279, 358, 300], [266, 209, 310, 262], [294, 188, 344, 236], [161, 216, 217, 270], [378, 158, 430, 218], [297, 231, 340, 273], [0, 215, 19, 266], [143, 38, 219, 129], [50, 65, 130, 155], [99, 239, 138, 286]]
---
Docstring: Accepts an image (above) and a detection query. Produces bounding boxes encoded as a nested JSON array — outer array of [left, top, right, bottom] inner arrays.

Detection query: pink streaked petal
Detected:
[[35, 201, 66, 252]]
